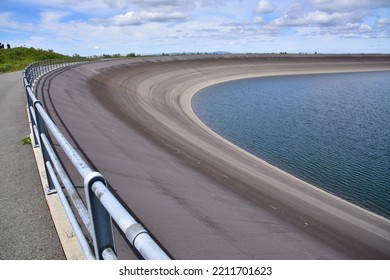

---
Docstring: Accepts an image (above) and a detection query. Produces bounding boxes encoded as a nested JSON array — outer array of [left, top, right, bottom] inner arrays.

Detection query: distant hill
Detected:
[[211, 51, 232, 55], [164, 51, 232, 56], [0, 47, 69, 73]]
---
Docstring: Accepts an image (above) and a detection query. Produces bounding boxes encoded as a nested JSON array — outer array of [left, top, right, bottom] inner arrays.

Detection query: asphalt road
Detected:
[[0, 71, 64, 259]]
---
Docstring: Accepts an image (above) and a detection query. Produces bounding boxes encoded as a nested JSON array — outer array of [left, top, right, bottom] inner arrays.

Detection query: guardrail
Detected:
[[22, 59, 171, 260]]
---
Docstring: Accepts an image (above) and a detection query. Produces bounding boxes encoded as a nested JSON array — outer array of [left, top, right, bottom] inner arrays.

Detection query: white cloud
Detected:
[[254, 16, 264, 24], [256, 0, 273, 14], [104, 11, 143, 26], [2, 0, 390, 54], [139, 11, 189, 22], [40, 11, 70, 25], [92, 0, 194, 26], [271, 10, 361, 27], [0, 12, 14, 24], [260, 24, 283, 36], [0, 12, 35, 35], [377, 17, 390, 25], [308, 0, 390, 12], [103, 0, 130, 9], [103, 0, 194, 9], [201, 0, 226, 7], [327, 23, 376, 38], [92, 9, 189, 26]]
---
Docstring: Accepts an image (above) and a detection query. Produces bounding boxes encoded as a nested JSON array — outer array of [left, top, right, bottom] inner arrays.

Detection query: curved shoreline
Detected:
[[176, 61, 390, 256], [190, 71, 390, 219], [38, 54, 390, 259]]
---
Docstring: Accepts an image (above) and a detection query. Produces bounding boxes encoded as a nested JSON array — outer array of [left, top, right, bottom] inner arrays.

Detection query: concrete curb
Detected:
[[27, 109, 85, 260]]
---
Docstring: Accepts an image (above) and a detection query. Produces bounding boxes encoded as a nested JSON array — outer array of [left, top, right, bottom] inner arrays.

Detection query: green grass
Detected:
[[21, 135, 31, 145], [0, 47, 69, 73]]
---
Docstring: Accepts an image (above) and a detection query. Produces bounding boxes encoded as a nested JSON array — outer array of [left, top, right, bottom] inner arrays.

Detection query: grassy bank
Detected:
[[0, 47, 69, 73]]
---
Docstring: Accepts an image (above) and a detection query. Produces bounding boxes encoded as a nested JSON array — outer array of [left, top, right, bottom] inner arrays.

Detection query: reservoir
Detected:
[[192, 71, 390, 219]]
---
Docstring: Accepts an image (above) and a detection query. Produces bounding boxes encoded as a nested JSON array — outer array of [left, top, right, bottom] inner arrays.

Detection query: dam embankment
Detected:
[[35, 55, 390, 259]]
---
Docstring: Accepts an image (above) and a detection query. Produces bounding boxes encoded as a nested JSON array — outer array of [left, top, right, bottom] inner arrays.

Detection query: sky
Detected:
[[1, 0, 390, 56]]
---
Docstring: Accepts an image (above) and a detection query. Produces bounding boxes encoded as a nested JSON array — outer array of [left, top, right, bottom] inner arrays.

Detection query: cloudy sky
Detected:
[[1, 0, 390, 55]]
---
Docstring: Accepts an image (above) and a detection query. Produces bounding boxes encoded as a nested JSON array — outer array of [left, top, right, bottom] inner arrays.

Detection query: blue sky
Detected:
[[1, 0, 390, 55]]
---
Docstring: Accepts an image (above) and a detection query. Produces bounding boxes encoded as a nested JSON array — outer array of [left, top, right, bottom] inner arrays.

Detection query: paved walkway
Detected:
[[0, 71, 65, 259]]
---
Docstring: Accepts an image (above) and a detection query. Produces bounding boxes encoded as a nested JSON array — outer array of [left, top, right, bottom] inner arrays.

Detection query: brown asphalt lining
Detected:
[[35, 54, 390, 259]]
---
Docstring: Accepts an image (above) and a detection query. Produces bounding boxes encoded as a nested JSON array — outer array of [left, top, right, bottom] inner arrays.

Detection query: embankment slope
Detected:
[[36, 55, 390, 259]]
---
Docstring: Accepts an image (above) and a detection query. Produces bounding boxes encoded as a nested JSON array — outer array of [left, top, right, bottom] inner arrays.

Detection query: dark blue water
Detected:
[[192, 71, 390, 219]]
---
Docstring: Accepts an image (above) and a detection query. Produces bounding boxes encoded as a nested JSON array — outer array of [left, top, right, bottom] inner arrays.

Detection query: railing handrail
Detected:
[[22, 58, 171, 260]]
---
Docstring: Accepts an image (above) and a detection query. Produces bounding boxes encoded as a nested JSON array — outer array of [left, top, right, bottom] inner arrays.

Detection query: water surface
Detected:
[[192, 71, 390, 218]]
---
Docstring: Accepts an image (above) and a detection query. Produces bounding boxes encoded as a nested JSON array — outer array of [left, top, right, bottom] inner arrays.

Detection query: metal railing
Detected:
[[22, 59, 171, 260]]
